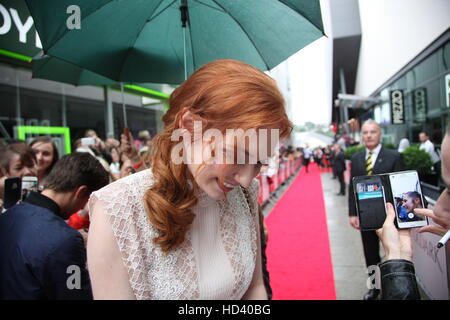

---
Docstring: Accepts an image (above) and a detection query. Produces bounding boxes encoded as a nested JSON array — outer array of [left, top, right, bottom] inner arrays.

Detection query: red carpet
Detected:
[[265, 164, 336, 300]]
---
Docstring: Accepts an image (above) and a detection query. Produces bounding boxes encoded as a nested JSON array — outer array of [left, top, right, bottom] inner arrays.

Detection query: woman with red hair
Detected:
[[87, 59, 292, 299]]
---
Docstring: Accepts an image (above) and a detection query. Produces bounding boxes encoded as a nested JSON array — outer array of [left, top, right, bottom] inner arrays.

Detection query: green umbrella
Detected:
[[32, 53, 116, 86], [26, 0, 324, 84], [32, 53, 134, 127]]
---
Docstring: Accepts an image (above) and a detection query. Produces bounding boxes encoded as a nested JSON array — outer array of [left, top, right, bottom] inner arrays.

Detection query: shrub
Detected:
[[384, 143, 396, 150], [344, 145, 365, 160], [402, 145, 433, 175]]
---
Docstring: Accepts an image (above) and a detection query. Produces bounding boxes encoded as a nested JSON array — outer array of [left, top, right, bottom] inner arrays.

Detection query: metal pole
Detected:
[[180, 0, 188, 80], [104, 86, 115, 137], [61, 84, 67, 127], [15, 69, 21, 127], [183, 27, 187, 80], [339, 68, 350, 134], [121, 83, 128, 129]]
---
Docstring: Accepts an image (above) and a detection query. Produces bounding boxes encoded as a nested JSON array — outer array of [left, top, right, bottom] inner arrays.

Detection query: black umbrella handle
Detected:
[[180, 0, 189, 28]]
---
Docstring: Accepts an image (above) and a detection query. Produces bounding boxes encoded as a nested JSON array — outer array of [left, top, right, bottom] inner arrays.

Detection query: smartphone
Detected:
[[81, 137, 96, 146], [3, 177, 21, 209], [353, 175, 387, 231], [388, 171, 428, 228], [21, 176, 38, 201]]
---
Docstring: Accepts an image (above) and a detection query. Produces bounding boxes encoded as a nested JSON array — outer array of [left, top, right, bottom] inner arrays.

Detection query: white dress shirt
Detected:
[[420, 140, 440, 163]]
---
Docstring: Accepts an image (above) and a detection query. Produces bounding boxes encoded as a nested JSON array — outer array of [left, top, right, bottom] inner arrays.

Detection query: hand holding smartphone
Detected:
[[353, 170, 428, 231], [3, 176, 38, 209]]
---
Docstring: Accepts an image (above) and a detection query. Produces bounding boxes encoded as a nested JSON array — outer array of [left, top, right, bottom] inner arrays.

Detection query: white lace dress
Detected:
[[88, 169, 261, 300]]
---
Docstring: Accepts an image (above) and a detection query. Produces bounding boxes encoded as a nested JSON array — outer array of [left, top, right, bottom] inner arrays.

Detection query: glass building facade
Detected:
[[362, 31, 450, 150], [0, 0, 169, 154]]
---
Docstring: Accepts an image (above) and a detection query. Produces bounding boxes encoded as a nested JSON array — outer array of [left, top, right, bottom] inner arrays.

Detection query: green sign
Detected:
[[16, 126, 71, 155], [413, 88, 427, 123], [0, 0, 42, 58]]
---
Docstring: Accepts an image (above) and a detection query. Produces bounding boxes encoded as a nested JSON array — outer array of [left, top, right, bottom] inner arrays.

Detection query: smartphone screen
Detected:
[[354, 176, 387, 230], [81, 137, 96, 146], [21, 176, 38, 201], [388, 171, 428, 228]]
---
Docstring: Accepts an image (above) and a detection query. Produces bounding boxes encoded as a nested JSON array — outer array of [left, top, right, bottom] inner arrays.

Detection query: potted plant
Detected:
[[402, 145, 435, 184], [344, 145, 365, 160]]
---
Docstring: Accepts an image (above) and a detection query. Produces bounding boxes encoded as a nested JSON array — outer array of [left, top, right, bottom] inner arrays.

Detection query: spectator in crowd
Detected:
[[349, 138, 359, 147], [104, 133, 120, 151], [376, 123, 450, 299], [348, 119, 405, 300], [336, 134, 346, 150], [137, 130, 152, 151], [419, 131, 439, 164], [68, 204, 90, 247], [109, 146, 122, 180], [294, 147, 302, 160], [74, 138, 96, 157], [120, 129, 146, 174], [397, 137, 410, 153], [0, 152, 109, 299], [313, 147, 323, 168], [324, 145, 332, 169], [419, 131, 440, 174], [0, 142, 37, 212], [302, 144, 312, 173], [333, 144, 346, 196], [85, 129, 106, 152], [87, 59, 292, 299], [330, 144, 337, 179], [29, 136, 59, 189]]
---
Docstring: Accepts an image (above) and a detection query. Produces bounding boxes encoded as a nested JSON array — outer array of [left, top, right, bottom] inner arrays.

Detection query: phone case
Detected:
[[353, 175, 390, 231], [353, 170, 427, 231], [3, 177, 21, 209]]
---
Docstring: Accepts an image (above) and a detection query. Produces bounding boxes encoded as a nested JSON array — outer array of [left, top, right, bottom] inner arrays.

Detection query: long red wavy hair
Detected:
[[145, 59, 292, 252]]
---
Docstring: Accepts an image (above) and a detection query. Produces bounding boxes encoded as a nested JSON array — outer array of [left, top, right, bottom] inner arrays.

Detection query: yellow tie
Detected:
[[366, 151, 374, 175]]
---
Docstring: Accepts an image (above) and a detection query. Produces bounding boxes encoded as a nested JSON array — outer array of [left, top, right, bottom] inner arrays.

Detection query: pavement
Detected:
[[320, 170, 370, 300], [262, 166, 380, 300]]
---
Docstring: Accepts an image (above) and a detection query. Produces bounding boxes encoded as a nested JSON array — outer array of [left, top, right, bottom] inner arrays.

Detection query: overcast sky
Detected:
[[287, 0, 332, 126], [287, 37, 330, 126]]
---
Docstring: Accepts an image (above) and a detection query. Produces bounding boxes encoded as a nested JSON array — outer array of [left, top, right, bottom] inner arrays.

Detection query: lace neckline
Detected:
[[186, 179, 219, 208]]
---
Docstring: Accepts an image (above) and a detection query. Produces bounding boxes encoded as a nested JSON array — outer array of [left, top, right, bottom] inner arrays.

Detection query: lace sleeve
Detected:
[[87, 182, 138, 299], [87, 171, 155, 300]]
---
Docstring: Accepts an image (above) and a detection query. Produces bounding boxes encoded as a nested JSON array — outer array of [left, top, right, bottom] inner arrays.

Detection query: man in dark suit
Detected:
[[348, 120, 405, 300], [0, 152, 109, 299], [333, 144, 346, 196]]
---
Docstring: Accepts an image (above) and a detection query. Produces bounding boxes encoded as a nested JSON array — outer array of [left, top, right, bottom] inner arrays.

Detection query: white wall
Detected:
[[328, 0, 361, 38], [270, 61, 292, 121], [287, 0, 333, 126], [355, 0, 450, 96]]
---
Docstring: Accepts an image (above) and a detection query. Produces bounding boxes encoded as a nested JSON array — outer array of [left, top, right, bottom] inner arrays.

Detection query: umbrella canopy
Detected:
[[32, 53, 116, 86], [25, 0, 324, 84]]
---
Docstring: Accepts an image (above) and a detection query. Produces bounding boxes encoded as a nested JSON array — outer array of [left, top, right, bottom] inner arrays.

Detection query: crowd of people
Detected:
[[0, 60, 449, 301]]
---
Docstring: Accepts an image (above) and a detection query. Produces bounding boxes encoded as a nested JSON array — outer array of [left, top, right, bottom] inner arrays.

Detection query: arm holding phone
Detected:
[[120, 129, 144, 173], [376, 203, 421, 300]]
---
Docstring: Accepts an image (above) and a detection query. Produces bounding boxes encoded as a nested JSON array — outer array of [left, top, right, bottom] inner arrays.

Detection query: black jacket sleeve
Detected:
[[379, 259, 420, 300]]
